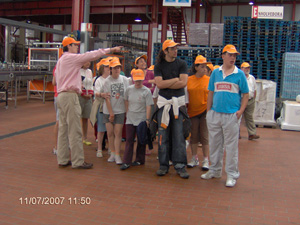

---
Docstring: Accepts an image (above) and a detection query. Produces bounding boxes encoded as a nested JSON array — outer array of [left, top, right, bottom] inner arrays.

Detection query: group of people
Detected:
[[53, 36, 260, 187]]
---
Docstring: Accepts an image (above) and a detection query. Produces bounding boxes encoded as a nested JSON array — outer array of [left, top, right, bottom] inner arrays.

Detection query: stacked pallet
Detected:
[[223, 16, 300, 97], [280, 52, 300, 100]]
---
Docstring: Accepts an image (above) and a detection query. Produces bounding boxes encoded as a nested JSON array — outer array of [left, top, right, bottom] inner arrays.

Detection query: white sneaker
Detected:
[[169, 160, 173, 166], [226, 177, 237, 187], [107, 152, 115, 162], [201, 171, 222, 180], [96, 150, 103, 158], [187, 156, 199, 168], [53, 148, 57, 155], [201, 159, 209, 171], [115, 155, 122, 165]]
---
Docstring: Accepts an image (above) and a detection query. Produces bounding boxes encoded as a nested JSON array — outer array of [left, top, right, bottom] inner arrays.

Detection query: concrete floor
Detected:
[[1, 94, 300, 225]]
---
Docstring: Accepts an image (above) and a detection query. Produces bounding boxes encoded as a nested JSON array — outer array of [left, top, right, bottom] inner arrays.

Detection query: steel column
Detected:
[[292, 0, 296, 21], [81, 0, 90, 52], [147, 0, 158, 66], [196, 0, 200, 23], [161, 6, 167, 42], [5, 26, 11, 63], [204, 0, 212, 23], [147, 23, 155, 66], [71, 0, 84, 32]]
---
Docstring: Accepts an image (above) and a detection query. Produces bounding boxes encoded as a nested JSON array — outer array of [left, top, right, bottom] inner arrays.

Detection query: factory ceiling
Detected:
[[0, 0, 298, 25]]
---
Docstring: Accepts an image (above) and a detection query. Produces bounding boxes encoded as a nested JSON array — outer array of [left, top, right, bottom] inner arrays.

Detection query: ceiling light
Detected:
[[249, 1, 254, 5], [200, 3, 203, 6], [134, 16, 142, 23]]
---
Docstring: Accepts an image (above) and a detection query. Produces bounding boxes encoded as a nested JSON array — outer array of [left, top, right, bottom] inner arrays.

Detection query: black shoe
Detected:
[[131, 161, 144, 166], [120, 163, 130, 170], [156, 167, 168, 176], [58, 160, 72, 168], [72, 162, 93, 169], [176, 167, 190, 179]]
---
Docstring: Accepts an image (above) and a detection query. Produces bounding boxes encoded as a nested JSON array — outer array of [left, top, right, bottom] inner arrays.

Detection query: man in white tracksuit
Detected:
[[201, 44, 249, 187]]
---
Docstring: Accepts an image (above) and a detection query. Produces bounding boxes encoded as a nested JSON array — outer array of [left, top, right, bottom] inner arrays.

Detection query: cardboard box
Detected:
[[254, 79, 277, 126]]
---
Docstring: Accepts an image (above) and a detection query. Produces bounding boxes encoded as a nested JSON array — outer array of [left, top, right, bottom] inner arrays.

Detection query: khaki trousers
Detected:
[[243, 98, 257, 136], [57, 92, 84, 167]]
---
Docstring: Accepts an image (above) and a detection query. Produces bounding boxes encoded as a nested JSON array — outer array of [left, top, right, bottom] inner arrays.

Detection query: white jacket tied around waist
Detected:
[[157, 95, 186, 129]]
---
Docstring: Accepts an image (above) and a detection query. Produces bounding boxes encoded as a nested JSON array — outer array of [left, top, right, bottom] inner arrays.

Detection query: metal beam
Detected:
[[0, 18, 69, 35], [212, 1, 300, 6], [90, 0, 152, 6], [91, 6, 147, 14]]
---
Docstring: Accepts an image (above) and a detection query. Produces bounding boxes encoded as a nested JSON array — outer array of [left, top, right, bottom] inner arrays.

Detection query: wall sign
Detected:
[[252, 6, 284, 19], [163, 0, 192, 7]]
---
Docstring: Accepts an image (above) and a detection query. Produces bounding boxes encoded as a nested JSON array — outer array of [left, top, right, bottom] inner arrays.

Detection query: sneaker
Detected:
[[248, 134, 260, 140], [131, 161, 144, 166], [115, 154, 122, 165], [58, 160, 72, 168], [53, 148, 57, 155], [187, 156, 199, 168], [201, 171, 222, 179], [176, 167, 190, 179], [156, 167, 168, 176], [169, 160, 173, 166], [83, 140, 92, 146], [226, 177, 237, 187], [107, 152, 115, 162], [72, 162, 93, 169], [201, 159, 209, 171], [120, 163, 130, 170], [96, 150, 103, 158]]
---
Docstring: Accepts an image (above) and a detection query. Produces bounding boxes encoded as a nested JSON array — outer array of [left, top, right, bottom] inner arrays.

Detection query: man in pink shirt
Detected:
[[55, 36, 122, 169]]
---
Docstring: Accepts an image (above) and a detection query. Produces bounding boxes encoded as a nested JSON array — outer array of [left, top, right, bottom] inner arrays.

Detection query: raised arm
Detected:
[[72, 46, 124, 65]]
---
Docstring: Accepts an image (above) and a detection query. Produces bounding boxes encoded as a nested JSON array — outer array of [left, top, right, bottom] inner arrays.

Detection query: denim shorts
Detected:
[[96, 111, 107, 132]]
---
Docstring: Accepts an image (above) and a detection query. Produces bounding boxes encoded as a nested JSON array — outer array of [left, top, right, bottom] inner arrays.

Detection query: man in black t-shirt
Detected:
[[154, 40, 189, 179]]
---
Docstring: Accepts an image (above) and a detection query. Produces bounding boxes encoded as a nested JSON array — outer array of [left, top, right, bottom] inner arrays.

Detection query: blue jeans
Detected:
[[157, 106, 187, 170]]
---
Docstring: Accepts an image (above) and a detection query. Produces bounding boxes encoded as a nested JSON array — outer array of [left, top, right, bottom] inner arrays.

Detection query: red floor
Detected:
[[1, 95, 300, 225]]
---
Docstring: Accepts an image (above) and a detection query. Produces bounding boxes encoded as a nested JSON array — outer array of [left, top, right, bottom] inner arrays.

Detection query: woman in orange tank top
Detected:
[[186, 55, 211, 171]]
